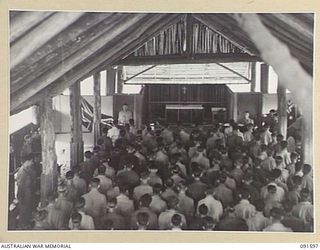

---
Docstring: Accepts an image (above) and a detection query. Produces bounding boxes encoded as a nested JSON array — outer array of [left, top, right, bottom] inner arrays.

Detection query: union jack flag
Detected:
[[80, 97, 113, 132]]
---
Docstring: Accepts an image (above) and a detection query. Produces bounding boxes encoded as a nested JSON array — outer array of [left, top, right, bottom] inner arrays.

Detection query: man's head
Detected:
[[198, 204, 209, 216], [96, 165, 106, 175], [136, 212, 149, 228], [290, 152, 299, 163], [71, 212, 82, 229], [122, 104, 129, 111], [139, 194, 152, 208], [267, 184, 277, 194], [244, 111, 250, 119], [276, 134, 284, 142], [275, 155, 283, 165], [65, 170, 74, 180], [303, 164, 312, 175], [84, 151, 92, 159], [171, 214, 183, 228], [300, 188, 310, 201], [89, 178, 100, 189], [167, 196, 179, 209], [270, 207, 284, 221], [153, 183, 163, 195]]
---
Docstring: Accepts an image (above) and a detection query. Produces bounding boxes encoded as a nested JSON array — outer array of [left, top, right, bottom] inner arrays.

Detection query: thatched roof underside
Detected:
[[10, 12, 314, 115]]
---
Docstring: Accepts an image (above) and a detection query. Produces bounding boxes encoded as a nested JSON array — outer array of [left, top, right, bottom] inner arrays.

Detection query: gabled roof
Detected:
[[10, 12, 314, 115]]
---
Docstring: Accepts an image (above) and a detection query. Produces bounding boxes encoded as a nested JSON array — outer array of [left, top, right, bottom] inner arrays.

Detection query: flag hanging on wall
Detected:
[[80, 97, 113, 132]]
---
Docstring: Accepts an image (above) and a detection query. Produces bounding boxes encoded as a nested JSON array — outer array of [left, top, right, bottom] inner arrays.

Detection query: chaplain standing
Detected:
[[118, 103, 133, 126]]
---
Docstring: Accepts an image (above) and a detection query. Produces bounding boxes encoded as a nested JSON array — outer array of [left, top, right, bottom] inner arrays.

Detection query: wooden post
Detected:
[[117, 66, 124, 94], [250, 62, 256, 92], [40, 97, 57, 207], [106, 67, 116, 96], [69, 82, 83, 168], [93, 72, 101, 145], [302, 118, 313, 165], [260, 63, 269, 94], [277, 83, 287, 138]]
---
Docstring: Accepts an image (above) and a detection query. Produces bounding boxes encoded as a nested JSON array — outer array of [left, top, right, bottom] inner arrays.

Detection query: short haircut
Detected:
[[167, 196, 179, 209], [303, 164, 312, 175], [254, 199, 265, 212], [71, 212, 82, 223], [137, 212, 149, 226], [171, 214, 182, 227], [165, 178, 174, 188], [198, 204, 209, 215], [139, 194, 152, 207], [267, 184, 277, 193], [98, 165, 106, 174], [270, 207, 284, 220], [84, 151, 92, 158], [65, 170, 74, 180], [276, 134, 284, 141], [153, 183, 163, 194], [290, 152, 299, 160], [90, 178, 100, 187]]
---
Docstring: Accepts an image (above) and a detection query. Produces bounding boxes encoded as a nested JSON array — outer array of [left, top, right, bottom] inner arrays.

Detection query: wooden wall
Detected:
[[144, 84, 228, 123]]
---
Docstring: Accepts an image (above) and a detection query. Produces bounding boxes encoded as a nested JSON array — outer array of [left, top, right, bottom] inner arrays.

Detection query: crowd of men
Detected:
[[13, 110, 313, 232]]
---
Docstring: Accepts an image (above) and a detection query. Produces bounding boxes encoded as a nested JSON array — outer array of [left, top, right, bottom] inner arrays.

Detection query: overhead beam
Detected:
[[216, 62, 251, 83], [11, 13, 152, 111], [11, 13, 115, 93], [11, 14, 181, 114], [116, 53, 260, 66], [10, 12, 84, 68], [124, 65, 157, 83], [10, 11, 54, 43]]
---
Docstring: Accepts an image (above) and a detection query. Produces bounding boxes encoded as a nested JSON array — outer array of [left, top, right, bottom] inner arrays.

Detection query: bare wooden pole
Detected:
[[250, 62, 256, 92], [277, 83, 287, 138], [106, 67, 116, 96], [260, 63, 269, 94], [93, 72, 101, 145], [117, 66, 124, 94], [69, 82, 83, 168], [39, 97, 57, 207]]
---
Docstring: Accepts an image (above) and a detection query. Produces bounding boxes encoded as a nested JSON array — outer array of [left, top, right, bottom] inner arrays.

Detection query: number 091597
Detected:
[[300, 244, 319, 248]]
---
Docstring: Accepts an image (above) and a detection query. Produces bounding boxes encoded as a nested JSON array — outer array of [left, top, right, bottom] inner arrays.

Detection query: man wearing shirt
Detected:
[[118, 104, 133, 125]]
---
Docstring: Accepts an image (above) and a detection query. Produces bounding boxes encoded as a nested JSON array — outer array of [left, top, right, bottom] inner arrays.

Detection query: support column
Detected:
[[93, 72, 101, 145], [302, 117, 313, 165], [117, 66, 124, 94], [69, 82, 83, 168], [250, 62, 256, 92], [40, 97, 58, 207], [260, 63, 269, 94], [277, 83, 287, 138], [106, 67, 116, 96]]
